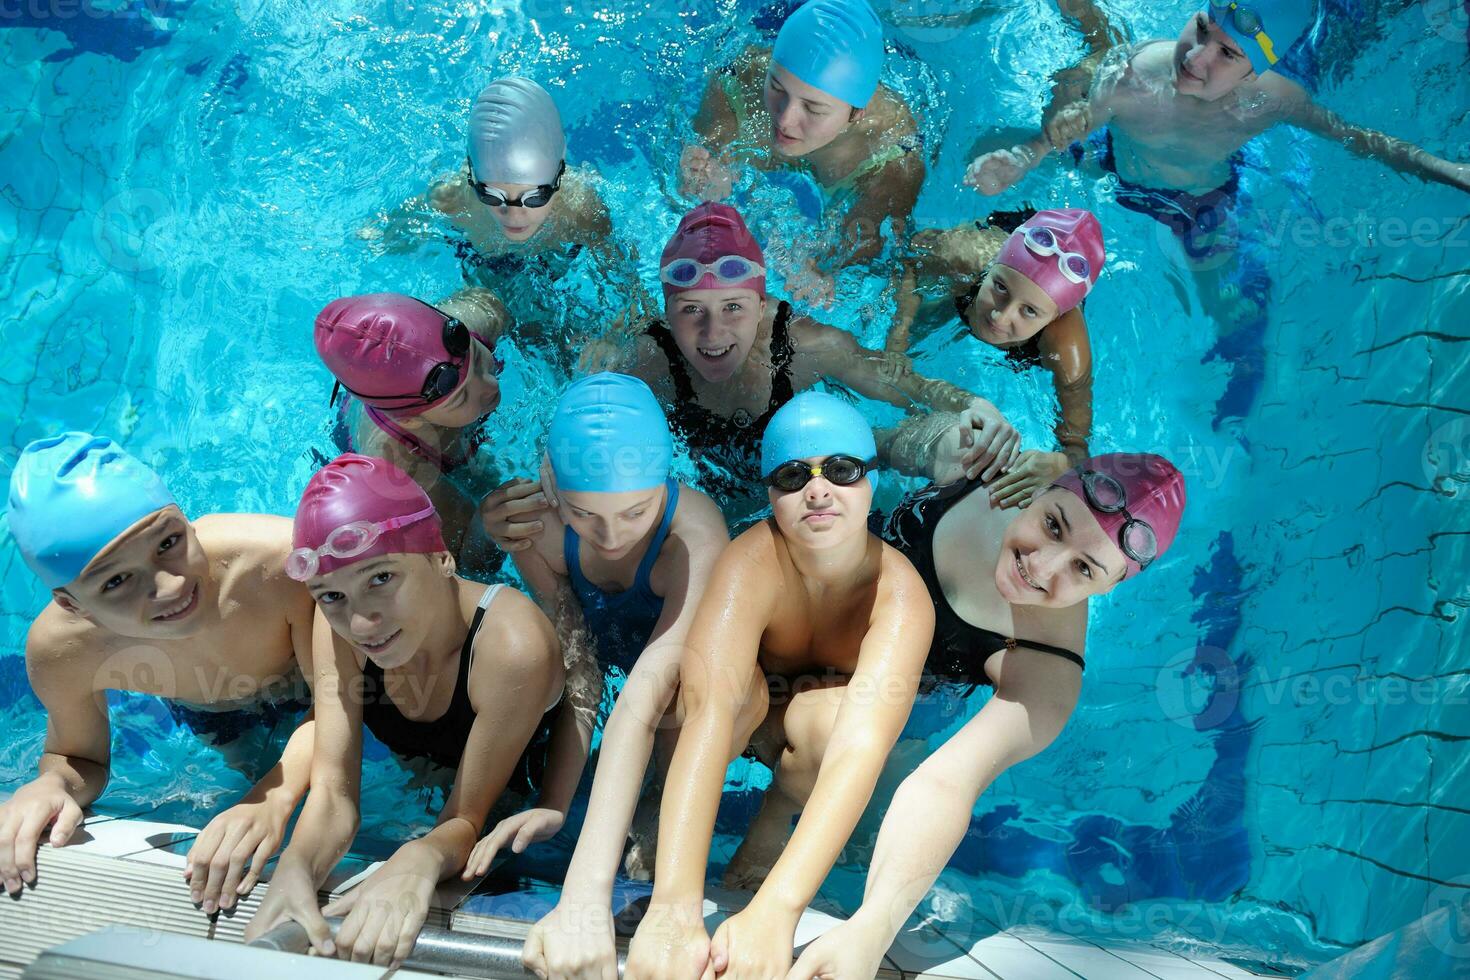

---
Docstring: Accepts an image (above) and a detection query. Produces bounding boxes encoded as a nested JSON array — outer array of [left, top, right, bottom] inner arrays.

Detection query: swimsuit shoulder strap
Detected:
[[767, 302, 797, 407], [645, 320, 698, 403], [633, 479, 681, 593], [462, 584, 503, 674], [1007, 636, 1086, 669], [364, 405, 464, 473], [563, 524, 591, 594]]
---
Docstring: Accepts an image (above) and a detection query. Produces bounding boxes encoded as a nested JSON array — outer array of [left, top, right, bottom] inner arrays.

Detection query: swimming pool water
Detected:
[[3, 0, 1468, 972]]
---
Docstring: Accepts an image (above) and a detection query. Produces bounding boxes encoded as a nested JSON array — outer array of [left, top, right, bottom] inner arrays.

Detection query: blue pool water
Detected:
[[3, 0, 1468, 972]]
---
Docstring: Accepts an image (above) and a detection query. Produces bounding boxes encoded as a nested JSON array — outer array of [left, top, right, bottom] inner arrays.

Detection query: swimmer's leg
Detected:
[[723, 680, 847, 890]]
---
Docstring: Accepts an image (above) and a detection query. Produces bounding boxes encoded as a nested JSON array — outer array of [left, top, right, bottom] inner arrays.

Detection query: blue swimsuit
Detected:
[[563, 479, 681, 674]]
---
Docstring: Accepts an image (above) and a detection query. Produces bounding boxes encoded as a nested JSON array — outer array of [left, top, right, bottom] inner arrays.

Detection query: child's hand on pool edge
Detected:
[[184, 796, 291, 913], [461, 807, 566, 880], [0, 775, 84, 895], [242, 862, 334, 955], [324, 847, 438, 966]]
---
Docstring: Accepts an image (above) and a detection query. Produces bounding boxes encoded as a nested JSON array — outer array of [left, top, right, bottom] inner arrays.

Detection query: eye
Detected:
[[1220, 45, 1237, 59], [1075, 559, 1093, 580], [103, 573, 130, 592], [370, 572, 394, 587], [681, 305, 701, 315], [993, 279, 1008, 295], [158, 533, 181, 554], [318, 591, 344, 605], [1195, 14, 1208, 39], [1046, 514, 1061, 539], [1023, 305, 1038, 318], [724, 302, 743, 313], [625, 509, 648, 520]]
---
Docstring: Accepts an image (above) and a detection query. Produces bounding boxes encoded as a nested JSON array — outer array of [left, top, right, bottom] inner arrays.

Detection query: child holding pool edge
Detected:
[[623, 392, 936, 980], [1, 434, 317, 917], [242, 454, 585, 966], [464, 375, 732, 980]]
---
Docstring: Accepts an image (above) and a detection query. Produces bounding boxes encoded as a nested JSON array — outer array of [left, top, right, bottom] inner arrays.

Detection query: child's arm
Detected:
[[1284, 97, 1470, 194]]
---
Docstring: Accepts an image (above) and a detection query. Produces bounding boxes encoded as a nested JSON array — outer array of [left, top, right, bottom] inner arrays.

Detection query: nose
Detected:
[[349, 610, 380, 637], [990, 302, 1016, 336], [1030, 546, 1069, 584], [153, 568, 187, 599], [803, 475, 834, 504], [776, 99, 801, 134]]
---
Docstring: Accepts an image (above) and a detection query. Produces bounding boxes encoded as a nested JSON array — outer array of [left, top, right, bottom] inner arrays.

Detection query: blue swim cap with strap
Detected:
[[1208, 0, 1317, 75], [548, 374, 674, 494], [7, 432, 177, 590], [760, 390, 879, 492], [772, 0, 885, 110]]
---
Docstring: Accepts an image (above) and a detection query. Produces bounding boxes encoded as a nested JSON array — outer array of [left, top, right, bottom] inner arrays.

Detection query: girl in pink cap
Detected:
[[244, 454, 591, 968], [314, 288, 509, 559], [886, 207, 1107, 509], [786, 451, 1187, 979], [512, 202, 1022, 524]]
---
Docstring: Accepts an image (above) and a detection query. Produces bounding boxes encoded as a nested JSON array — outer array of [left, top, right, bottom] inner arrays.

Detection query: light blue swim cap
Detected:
[[760, 391, 879, 492], [548, 374, 673, 494], [7, 432, 177, 590], [772, 0, 884, 109], [468, 77, 566, 187], [1208, 0, 1317, 75]]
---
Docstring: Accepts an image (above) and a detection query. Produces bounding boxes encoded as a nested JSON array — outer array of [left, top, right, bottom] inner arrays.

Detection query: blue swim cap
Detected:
[[7, 433, 177, 590], [548, 374, 673, 494], [760, 391, 879, 492], [1208, 0, 1317, 75], [772, 0, 884, 109]]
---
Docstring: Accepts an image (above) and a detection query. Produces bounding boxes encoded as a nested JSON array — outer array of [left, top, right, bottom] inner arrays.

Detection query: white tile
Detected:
[[883, 921, 1004, 978], [1107, 944, 1245, 979], [44, 815, 197, 859], [1027, 939, 1163, 979], [961, 932, 1082, 979]]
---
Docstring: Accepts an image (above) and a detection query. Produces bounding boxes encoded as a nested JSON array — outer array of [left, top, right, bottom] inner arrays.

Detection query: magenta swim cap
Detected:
[[1052, 453, 1185, 580], [292, 454, 447, 578], [659, 203, 766, 302], [995, 208, 1105, 315], [314, 293, 465, 419]]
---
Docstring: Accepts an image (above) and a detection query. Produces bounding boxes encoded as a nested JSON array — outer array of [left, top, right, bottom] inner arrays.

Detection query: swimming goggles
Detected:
[[468, 158, 566, 209], [1021, 225, 1093, 287], [330, 303, 473, 409], [1077, 468, 1157, 570], [659, 255, 766, 290], [1208, 1, 1279, 65], [765, 455, 875, 493], [286, 505, 437, 581]]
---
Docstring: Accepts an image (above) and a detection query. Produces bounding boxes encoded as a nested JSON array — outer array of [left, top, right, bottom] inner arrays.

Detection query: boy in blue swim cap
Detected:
[[680, 0, 926, 307], [967, 0, 1468, 423], [624, 392, 935, 979], [471, 375, 734, 980], [1, 433, 317, 918]]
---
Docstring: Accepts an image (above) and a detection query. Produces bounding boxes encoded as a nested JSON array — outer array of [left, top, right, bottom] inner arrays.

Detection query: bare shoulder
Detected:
[[1016, 596, 1088, 656], [472, 586, 559, 676], [429, 172, 472, 214], [719, 519, 782, 582], [194, 513, 292, 563], [670, 484, 729, 542], [876, 539, 935, 621], [732, 45, 771, 87], [25, 604, 109, 681]]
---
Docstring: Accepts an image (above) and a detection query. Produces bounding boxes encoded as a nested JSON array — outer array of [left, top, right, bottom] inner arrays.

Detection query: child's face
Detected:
[[1174, 12, 1256, 101], [763, 65, 857, 156], [418, 338, 502, 429], [768, 456, 874, 550], [967, 265, 1059, 347], [665, 288, 766, 383], [308, 553, 450, 670], [479, 181, 558, 241], [555, 485, 667, 562], [996, 489, 1126, 608], [58, 506, 211, 639]]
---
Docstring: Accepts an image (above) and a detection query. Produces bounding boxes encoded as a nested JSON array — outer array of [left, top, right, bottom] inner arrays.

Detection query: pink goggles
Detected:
[[1022, 225, 1092, 286], [286, 505, 437, 581]]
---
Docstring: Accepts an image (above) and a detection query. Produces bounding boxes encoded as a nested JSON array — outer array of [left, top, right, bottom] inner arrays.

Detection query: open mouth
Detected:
[[1015, 550, 1045, 593], [358, 629, 402, 654], [697, 344, 736, 360], [151, 583, 199, 622], [1178, 59, 1203, 84]]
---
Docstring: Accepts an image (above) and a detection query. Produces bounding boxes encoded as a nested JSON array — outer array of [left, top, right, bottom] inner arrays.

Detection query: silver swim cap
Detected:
[[468, 77, 566, 187]]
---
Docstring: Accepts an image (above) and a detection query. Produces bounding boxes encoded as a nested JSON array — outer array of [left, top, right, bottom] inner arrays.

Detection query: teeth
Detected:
[[698, 345, 734, 357], [1016, 553, 1042, 591], [155, 586, 194, 619]]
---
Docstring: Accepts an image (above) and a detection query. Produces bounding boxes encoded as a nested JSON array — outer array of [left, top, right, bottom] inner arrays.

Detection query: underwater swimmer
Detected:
[[681, 0, 924, 307], [970, 2, 1470, 216], [2, 434, 316, 916], [578, 202, 1020, 516], [887, 208, 1107, 507], [790, 452, 1187, 980], [622, 393, 934, 980], [470, 376, 730, 980], [244, 454, 582, 966], [316, 289, 510, 562]]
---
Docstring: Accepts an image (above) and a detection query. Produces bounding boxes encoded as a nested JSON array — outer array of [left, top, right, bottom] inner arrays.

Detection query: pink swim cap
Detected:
[[292, 454, 447, 578], [1052, 453, 1185, 580], [994, 208, 1105, 315], [314, 293, 465, 419], [659, 203, 766, 302]]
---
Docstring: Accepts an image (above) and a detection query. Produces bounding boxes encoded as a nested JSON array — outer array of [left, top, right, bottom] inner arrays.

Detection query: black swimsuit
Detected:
[[880, 479, 1086, 693], [359, 585, 561, 792], [644, 300, 797, 490]]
